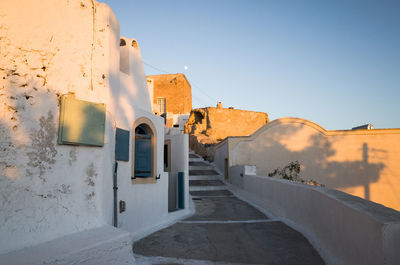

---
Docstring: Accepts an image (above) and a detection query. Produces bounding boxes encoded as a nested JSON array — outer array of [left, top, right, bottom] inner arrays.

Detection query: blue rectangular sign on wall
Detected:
[[115, 128, 130, 161]]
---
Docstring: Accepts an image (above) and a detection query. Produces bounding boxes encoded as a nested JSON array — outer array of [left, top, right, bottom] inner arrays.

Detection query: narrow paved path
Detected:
[[133, 153, 325, 265]]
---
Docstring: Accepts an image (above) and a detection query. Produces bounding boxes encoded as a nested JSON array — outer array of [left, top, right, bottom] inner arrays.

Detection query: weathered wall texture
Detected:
[[146, 73, 192, 115], [0, 0, 115, 254], [185, 107, 269, 159], [223, 117, 400, 211], [0, 0, 169, 255]]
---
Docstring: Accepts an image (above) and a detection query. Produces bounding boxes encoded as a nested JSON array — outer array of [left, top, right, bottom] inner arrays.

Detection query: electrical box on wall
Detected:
[[58, 95, 106, 146], [119, 200, 126, 213], [115, 128, 130, 161]]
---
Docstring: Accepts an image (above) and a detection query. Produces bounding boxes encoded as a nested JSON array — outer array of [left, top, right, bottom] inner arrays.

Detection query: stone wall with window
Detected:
[[146, 73, 192, 127]]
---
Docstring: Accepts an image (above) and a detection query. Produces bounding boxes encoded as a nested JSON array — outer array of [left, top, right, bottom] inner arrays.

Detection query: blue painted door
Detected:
[[135, 135, 152, 177]]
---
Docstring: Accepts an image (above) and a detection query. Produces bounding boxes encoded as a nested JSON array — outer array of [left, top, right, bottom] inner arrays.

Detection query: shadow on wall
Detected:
[[0, 69, 115, 253], [0, 76, 74, 250], [237, 122, 387, 202], [324, 143, 385, 200], [110, 38, 150, 130]]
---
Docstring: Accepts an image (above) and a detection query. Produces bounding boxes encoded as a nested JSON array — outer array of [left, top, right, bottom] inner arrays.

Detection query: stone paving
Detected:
[[132, 153, 325, 265]]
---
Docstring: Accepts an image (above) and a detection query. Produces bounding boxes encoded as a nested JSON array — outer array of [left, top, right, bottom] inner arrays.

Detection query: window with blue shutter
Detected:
[[134, 125, 152, 178]]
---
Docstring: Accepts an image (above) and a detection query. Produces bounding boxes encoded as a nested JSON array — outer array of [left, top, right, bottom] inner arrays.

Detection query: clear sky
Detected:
[[100, 0, 400, 130]]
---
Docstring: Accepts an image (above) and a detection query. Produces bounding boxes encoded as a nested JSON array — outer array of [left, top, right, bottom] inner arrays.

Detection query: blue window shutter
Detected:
[[115, 128, 130, 161], [135, 137, 152, 177], [178, 172, 185, 209]]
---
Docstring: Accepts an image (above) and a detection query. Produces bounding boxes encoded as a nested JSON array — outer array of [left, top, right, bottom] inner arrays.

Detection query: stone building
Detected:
[[146, 73, 192, 129], [185, 103, 269, 160]]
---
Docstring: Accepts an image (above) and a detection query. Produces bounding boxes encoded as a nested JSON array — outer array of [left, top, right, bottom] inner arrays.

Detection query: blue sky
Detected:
[[101, 0, 400, 130]]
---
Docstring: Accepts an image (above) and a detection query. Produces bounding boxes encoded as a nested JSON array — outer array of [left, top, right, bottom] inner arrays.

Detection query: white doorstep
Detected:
[[0, 225, 134, 265]]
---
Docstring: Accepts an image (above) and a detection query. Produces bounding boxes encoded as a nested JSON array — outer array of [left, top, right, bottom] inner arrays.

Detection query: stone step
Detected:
[[189, 175, 221, 181], [189, 157, 204, 162], [189, 165, 214, 171], [190, 190, 233, 197], [189, 161, 210, 166], [188, 151, 225, 192], [189, 169, 219, 176], [189, 185, 228, 191], [189, 179, 225, 186]]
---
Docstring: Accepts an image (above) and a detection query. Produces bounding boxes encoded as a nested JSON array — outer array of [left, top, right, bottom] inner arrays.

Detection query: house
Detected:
[[146, 73, 192, 130], [0, 0, 190, 263]]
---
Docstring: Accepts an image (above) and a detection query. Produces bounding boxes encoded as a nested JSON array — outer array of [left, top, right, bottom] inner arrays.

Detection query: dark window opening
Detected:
[[164, 144, 168, 171], [135, 125, 148, 135], [132, 40, 138, 49]]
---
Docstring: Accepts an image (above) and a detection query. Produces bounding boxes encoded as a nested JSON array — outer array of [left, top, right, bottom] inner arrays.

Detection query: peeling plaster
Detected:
[[26, 111, 57, 182], [85, 163, 97, 204], [68, 148, 77, 166], [0, 0, 116, 254]]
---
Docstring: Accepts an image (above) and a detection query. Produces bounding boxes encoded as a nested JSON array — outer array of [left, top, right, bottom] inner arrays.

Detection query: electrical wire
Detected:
[[142, 60, 218, 107], [142, 61, 171, 75], [189, 79, 218, 103]]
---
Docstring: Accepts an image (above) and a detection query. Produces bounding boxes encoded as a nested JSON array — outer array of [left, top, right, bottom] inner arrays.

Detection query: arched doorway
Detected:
[[132, 117, 157, 184]]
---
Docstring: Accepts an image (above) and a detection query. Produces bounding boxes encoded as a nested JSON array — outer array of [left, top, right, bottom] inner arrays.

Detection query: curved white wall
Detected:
[[0, 0, 169, 255], [227, 118, 400, 211]]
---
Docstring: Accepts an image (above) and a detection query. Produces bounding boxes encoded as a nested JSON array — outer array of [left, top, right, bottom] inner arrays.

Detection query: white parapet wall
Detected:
[[228, 167, 400, 265], [217, 117, 400, 211]]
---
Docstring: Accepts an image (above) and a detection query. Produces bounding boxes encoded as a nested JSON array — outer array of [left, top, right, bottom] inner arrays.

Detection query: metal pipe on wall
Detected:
[[113, 161, 118, 227]]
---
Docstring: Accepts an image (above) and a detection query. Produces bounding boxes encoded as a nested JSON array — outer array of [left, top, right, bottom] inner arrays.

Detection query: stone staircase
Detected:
[[189, 151, 227, 192], [133, 151, 325, 265]]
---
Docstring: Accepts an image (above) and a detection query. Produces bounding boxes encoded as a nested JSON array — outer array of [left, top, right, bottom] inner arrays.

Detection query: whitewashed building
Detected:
[[0, 0, 190, 263]]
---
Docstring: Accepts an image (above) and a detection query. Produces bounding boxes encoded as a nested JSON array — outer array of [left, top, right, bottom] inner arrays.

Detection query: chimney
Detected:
[[217, 101, 223, 109]]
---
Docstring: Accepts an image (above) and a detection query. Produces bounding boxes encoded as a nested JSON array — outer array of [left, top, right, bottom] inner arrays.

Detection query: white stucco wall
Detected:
[[0, 0, 116, 254], [214, 139, 228, 175], [0, 0, 169, 255], [118, 37, 152, 114], [113, 39, 171, 238], [117, 110, 168, 238], [166, 133, 190, 210], [228, 172, 400, 265], [226, 117, 400, 211]]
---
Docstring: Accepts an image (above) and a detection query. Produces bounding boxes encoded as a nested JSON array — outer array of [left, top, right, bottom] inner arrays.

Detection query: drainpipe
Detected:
[[113, 161, 118, 227]]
